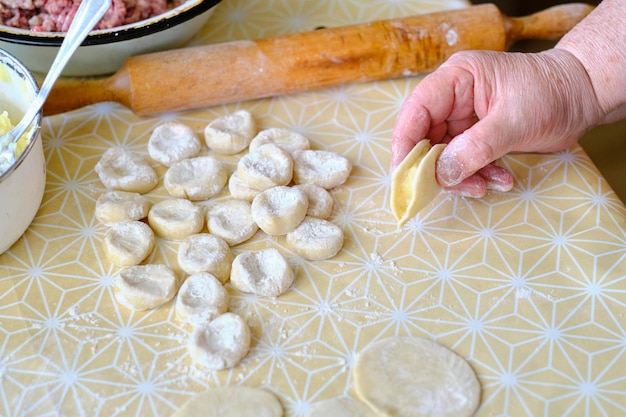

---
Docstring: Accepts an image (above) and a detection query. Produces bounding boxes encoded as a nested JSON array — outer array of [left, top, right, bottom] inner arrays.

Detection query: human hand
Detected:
[[391, 48, 603, 198]]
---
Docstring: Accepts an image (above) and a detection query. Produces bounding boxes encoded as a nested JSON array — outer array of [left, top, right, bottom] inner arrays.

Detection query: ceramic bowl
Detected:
[[0, 49, 45, 254], [0, 0, 221, 76]]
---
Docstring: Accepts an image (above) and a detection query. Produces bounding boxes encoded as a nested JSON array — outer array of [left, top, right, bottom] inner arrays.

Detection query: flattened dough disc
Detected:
[[307, 396, 377, 417], [172, 386, 283, 417], [390, 140, 446, 227], [353, 336, 480, 417]]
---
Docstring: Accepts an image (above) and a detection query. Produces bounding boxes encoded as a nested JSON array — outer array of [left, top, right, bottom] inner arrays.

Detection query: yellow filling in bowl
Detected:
[[0, 111, 30, 157]]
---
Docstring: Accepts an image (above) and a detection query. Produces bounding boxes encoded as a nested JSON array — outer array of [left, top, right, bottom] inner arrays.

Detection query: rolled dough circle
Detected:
[[172, 386, 282, 417], [353, 336, 480, 417]]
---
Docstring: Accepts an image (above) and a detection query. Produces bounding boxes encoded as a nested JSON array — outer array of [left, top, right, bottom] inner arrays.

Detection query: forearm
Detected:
[[555, 0, 626, 122]]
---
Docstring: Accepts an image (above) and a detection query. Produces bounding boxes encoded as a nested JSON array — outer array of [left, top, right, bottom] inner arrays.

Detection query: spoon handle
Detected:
[[13, 0, 112, 140]]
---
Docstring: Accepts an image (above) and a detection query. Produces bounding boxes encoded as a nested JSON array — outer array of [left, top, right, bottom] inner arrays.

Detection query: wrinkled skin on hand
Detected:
[[391, 48, 604, 198]]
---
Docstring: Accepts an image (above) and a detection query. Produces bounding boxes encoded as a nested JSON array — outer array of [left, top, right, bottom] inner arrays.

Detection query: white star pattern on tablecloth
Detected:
[[2, 1, 626, 416]]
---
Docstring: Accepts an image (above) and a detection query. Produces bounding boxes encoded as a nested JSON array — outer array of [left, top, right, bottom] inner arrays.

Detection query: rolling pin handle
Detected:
[[503, 3, 595, 46]]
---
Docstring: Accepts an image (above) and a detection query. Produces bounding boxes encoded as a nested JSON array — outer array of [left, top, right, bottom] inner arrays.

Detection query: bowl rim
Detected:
[[0, 49, 42, 182], [0, 0, 221, 47]]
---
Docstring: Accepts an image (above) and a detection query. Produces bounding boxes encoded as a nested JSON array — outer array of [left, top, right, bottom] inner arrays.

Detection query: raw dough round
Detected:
[[230, 248, 294, 297], [293, 183, 334, 219], [175, 272, 229, 327], [307, 397, 377, 417], [207, 200, 258, 246], [237, 143, 293, 191], [285, 216, 343, 261], [228, 171, 262, 202], [251, 186, 308, 236], [171, 386, 282, 417], [148, 199, 204, 240], [177, 233, 233, 282], [114, 264, 179, 311], [95, 148, 158, 194], [95, 190, 151, 225], [204, 109, 256, 155], [102, 220, 155, 267], [292, 150, 352, 189], [164, 156, 228, 201], [188, 312, 251, 370], [148, 121, 202, 167], [249, 127, 311, 154], [353, 336, 481, 417]]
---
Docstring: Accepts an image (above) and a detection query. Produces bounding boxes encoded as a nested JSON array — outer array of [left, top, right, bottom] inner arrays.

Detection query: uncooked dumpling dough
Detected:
[[293, 183, 334, 219], [148, 121, 201, 167], [306, 397, 377, 417], [188, 312, 251, 370], [390, 139, 446, 227], [292, 150, 352, 189], [114, 264, 179, 311], [237, 143, 293, 190], [353, 336, 481, 417], [177, 233, 233, 282], [207, 200, 258, 246], [251, 186, 308, 236], [171, 386, 283, 417], [175, 272, 229, 327], [204, 109, 257, 155], [102, 220, 155, 267], [285, 216, 343, 261], [95, 148, 158, 194], [230, 248, 294, 297], [95, 190, 151, 225], [164, 156, 228, 201], [148, 199, 204, 240], [249, 127, 310, 154]]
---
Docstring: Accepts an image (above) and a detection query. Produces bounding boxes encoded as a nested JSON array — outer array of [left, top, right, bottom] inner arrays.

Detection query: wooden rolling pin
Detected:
[[43, 3, 594, 116]]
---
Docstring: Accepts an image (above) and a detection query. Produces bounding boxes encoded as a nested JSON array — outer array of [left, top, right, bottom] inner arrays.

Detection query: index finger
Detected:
[[391, 66, 474, 169]]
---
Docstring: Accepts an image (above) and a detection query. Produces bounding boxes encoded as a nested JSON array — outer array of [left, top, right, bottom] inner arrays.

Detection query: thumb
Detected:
[[436, 115, 511, 187]]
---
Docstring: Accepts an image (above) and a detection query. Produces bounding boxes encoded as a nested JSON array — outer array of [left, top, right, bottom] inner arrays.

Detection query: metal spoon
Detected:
[[0, 0, 112, 166]]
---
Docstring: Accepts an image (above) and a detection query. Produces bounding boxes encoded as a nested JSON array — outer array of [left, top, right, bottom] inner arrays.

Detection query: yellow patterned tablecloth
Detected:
[[2, 1, 626, 416]]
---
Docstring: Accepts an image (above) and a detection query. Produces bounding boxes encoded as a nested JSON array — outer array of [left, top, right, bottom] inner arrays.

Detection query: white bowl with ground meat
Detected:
[[0, 0, 221, 76]]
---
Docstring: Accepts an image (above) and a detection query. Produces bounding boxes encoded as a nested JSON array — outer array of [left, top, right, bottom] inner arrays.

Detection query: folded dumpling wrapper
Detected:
[[390, 139, 446, 227]]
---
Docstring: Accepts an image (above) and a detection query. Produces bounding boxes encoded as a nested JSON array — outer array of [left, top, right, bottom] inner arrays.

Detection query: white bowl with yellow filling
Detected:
[[0, 49, 45, 254]]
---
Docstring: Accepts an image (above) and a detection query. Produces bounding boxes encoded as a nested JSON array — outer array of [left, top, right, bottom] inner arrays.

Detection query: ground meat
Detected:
[[0, 0, 188, 32]]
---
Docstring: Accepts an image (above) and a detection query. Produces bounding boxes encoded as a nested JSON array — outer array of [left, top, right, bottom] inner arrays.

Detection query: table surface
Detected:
[[2, 1, 626, 416]]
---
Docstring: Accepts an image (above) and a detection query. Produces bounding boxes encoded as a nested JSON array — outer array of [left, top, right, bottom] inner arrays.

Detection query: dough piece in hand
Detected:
[[148, 121, 201, 167], [292, 150, 352, 189], [188, 312, 251, 370], [237, 143, 293, 190], [95, 148, 158, 194], [228, 171, 262, 202], [204, 109, 256, 155], [171, 386, 283, 417], [285, 216, 343, 261], [148, 199, 204, 240], [95, 190, 151, 225], [390, 139, 445, 227], [207, 200, 258, 246], [164, 156, 228, 201], [249, 127, 311, 154], [230, 248, 294, 297], [251, 186, 308, 236], [353, 336, 481, 417], [177, 233, 233, 282], [307, 397, 377, 417], [114, 264, 178, 311], [294, 183, 334, 219], [103, 220, 155, 267], [175, 272, 229, 327]]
